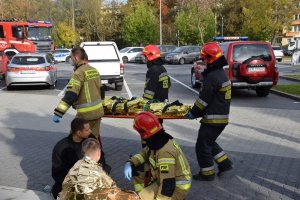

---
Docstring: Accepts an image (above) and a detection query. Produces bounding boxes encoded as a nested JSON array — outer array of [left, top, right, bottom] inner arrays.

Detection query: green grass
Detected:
[[273, 84, 300, 97], [285, 74, 300, 80]]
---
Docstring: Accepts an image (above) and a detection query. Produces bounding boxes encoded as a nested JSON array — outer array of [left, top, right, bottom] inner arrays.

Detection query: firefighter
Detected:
[[124, 112, 191, 200], [52, 47, 110, 174], [186, 42, 233, 181]]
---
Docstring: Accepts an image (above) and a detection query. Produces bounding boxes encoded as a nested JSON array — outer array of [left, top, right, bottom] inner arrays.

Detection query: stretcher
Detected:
[[103, 114, 187, 119]]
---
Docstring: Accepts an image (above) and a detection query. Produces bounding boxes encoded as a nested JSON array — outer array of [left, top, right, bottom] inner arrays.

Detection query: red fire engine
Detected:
[[0, 19, 54, 78]]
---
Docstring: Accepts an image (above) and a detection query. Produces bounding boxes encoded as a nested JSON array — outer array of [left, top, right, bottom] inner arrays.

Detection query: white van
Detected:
[[80, 41, 124, 91]]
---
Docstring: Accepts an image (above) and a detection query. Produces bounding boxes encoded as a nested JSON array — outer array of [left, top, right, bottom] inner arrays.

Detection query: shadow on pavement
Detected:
[[0, 111, 299, 200]]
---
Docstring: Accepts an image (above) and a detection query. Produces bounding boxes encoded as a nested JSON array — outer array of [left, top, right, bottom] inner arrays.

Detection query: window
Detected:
[[12, 26, 23, 39], [12, 56, 45, 65], [0, 25, 4, 38], [131, 48, 143, 53]]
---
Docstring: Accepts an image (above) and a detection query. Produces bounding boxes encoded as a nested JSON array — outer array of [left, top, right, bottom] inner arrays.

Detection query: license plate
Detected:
[[101, 80, 108, 84], [21, 70, 36, 74], [248, 67, 265, 72]]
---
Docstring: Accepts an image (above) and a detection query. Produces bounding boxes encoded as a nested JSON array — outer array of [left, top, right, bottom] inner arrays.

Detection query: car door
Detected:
[[128, 48, 143, 61]]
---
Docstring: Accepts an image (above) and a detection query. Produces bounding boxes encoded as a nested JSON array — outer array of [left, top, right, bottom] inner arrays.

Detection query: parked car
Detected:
[[272, 46, 284, 62], [135, 45, 177, 64], [5, 53, 57, 90], [120, 47, 143, 63], [53, 48, 71, 62], [80, 41, 124, 91], [282, 46, 293, 56], [191, 41, 278, 97], [165, 46, 201, 64]]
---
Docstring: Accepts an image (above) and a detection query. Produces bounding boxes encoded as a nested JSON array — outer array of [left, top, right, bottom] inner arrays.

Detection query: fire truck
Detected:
[[191, 36, 279, 97], [0, 19, 54, 78]]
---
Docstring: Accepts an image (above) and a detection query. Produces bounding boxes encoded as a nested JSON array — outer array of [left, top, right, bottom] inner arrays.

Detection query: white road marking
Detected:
[[294, 102, 300, 104], [0, 87, 6, 91], [169, 75, 199, 94], [58, 85, 67, 96], [124, 78, 133, 99]]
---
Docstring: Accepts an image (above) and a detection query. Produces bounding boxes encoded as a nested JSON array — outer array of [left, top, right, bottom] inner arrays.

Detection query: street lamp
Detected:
[[72, 0, 75, 31], [160, 0, 162, 45]]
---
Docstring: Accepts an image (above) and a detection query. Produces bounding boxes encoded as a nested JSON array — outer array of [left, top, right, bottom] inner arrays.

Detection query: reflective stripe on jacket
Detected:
[[191, 65, 231, 126], [54, 63, 104, 120], [130, 139, 191, 198]]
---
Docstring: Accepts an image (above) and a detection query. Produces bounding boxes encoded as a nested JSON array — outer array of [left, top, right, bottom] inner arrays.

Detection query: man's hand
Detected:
[[124, 162, 132, 181], [186, 111, 196, 120], [52, 115, 61, 123]]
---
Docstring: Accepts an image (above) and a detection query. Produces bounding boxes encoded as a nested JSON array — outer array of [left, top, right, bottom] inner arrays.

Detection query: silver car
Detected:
[[5, 53, 57, 90]]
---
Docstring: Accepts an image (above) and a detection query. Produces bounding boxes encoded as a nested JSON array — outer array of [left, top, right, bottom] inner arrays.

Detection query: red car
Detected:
[[191, 41, 279, 97]]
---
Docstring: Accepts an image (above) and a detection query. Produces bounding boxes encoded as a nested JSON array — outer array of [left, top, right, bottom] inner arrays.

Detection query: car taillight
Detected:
[[36, 66, 50, 71], [120, 63, 124, 74], [7, 67, 19, 72]]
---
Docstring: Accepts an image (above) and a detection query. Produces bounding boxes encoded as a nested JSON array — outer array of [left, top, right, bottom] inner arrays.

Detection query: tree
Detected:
[[241, 0, 298, 43], [121, 1, 159, 46], [53, 22, 76, 48], [175, 0, 215, 45]]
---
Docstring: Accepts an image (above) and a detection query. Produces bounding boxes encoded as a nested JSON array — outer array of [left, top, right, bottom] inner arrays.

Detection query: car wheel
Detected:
[[179, 58, 185, 65], [191, 70, 201, 88], [256, 86, 271, 97], [6, 85, 13, 91], [65, 56, 70, 63], [278, 58, 282, 62], [115, 82, 123, 91], [122, 56, 128, 63]]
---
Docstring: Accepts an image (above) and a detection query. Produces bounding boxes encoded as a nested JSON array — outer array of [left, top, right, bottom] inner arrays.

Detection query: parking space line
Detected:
[[0, 87, 6, 90], [58, 85, 67, 96], [169, 75, 199, 94], [124, 78, 132, 99]]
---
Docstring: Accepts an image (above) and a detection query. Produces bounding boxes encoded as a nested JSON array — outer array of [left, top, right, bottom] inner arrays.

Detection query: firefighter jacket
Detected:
[[130, 139, 191, 199], [190, 55, 231, 126], [54, 62, 104, 121], [51, 134, 96, 199], [59, 157, 140, 200], [143, 58, 171, 102]]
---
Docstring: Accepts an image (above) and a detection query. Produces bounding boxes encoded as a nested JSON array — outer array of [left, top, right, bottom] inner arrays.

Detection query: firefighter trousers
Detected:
[[196, 124, 231, 171]]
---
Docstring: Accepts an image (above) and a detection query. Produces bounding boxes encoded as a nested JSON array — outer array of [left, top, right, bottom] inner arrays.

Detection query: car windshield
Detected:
[[12, 56, 45, 65], [26, 26, 52, 41], [233, 44, 272, 62], [172, 47, 187, 53], [120, 47, 131, 53]]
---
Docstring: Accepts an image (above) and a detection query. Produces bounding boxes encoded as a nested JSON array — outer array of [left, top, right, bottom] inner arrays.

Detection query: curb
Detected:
[[279, 75, 300, 83], [270, 89, 300, 101]]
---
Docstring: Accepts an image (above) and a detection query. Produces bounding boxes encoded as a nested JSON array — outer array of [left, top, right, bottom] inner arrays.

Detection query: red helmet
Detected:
[[142, 45, 161, 61], [200, 42, 223, 64], [133, 112, 162, 139]]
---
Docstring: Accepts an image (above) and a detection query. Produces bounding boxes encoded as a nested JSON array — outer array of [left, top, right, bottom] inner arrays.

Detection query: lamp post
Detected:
[[159, 0, 162, 45], [72, 0, 75, 31]]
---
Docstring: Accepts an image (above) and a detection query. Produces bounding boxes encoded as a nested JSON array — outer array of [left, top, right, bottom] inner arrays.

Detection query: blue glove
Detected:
[[124, 162, 132, 181], [52, 114, 61, 123], [186, 111, 196, 120]]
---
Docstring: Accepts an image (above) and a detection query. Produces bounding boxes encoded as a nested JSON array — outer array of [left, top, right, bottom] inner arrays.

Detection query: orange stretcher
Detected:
[[103, 114, 187, 119]]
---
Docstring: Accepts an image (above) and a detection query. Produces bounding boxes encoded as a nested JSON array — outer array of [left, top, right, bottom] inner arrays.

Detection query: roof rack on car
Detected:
[[213, 36, 248, 42]]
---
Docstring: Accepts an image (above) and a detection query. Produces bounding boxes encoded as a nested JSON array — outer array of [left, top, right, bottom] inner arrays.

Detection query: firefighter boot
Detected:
[[217, 160, 233, 177], [193, 172, 215, 181]]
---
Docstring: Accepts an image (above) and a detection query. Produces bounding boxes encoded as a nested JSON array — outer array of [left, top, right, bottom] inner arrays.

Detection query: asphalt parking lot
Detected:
[[0, 62, 299, 199]]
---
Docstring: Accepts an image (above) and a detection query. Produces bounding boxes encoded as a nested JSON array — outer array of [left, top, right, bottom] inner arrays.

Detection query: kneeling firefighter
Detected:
[[124, 112, 191, 200]]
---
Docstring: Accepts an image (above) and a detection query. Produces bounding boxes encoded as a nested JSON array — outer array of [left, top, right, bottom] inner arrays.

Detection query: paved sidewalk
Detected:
[[0, 185, 53, 200], [0, 92, 299, 200]]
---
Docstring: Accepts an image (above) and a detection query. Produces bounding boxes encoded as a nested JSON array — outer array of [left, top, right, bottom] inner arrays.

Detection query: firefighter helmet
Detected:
[[200, 42, 223, 64], [133, 112, 162, 139], [142, 45, 161, 61]]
